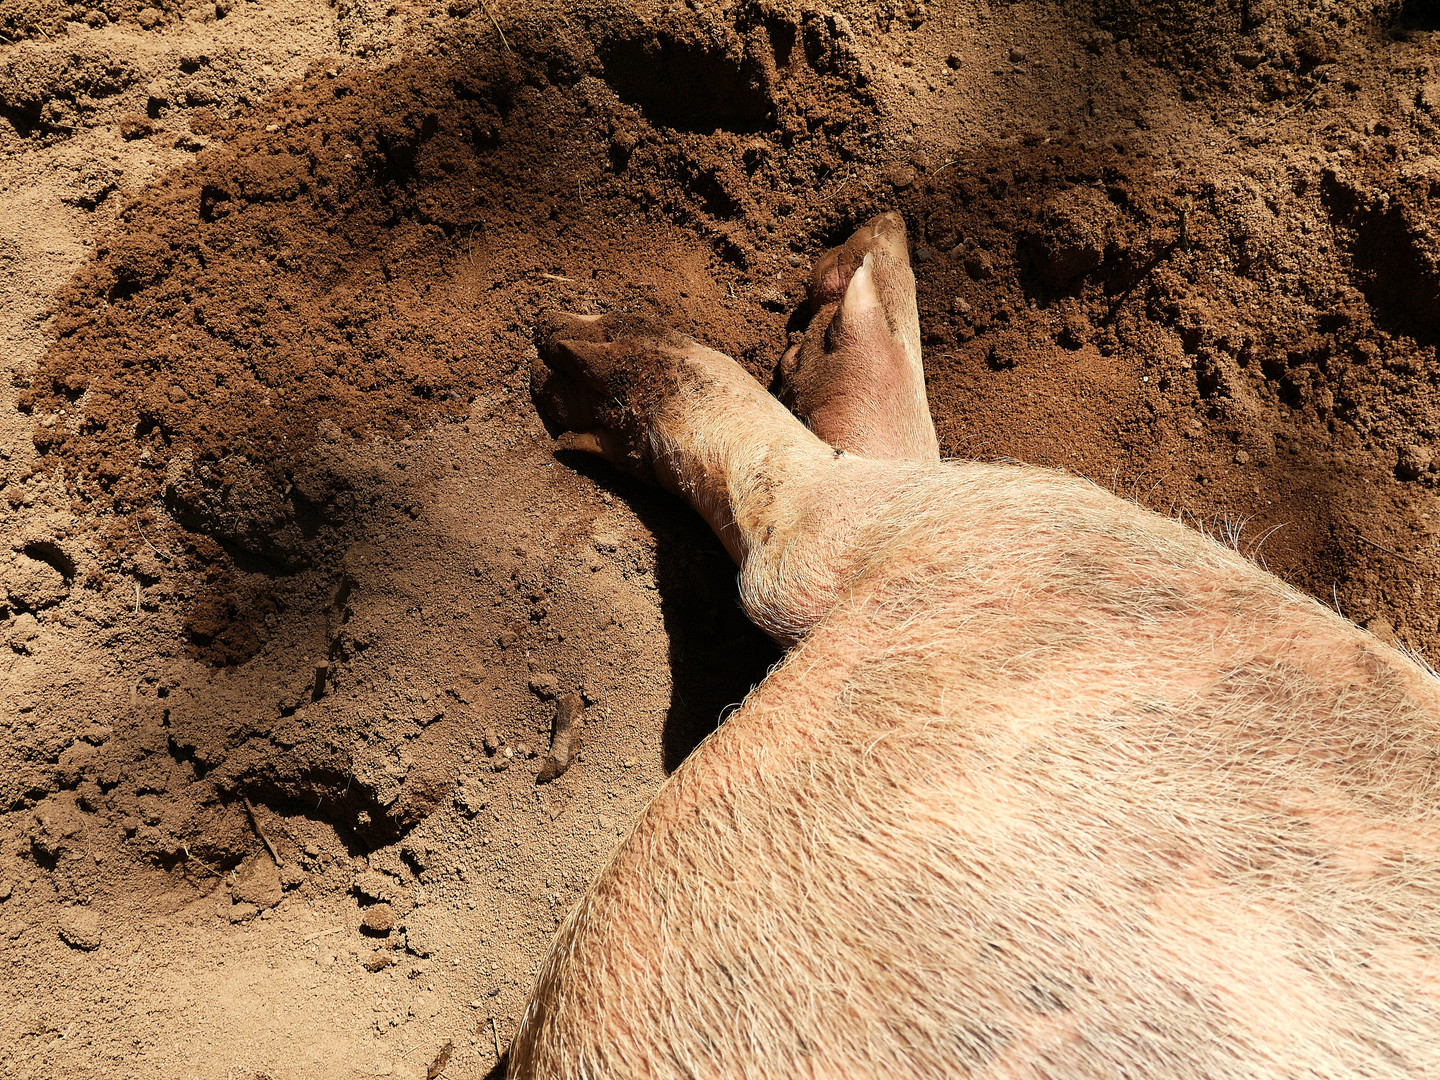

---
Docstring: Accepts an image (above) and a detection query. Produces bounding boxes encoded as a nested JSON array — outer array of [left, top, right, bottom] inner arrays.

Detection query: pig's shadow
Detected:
[[557, 451, 782, 773]]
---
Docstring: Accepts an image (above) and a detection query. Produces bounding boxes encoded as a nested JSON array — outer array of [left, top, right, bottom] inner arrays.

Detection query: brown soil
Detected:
[[2, 0, 1438, 1076]]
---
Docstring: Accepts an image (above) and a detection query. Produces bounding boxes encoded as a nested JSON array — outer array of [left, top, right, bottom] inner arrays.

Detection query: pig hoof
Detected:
[[778, 212, 938, 462], [530, 311, 697, 483]]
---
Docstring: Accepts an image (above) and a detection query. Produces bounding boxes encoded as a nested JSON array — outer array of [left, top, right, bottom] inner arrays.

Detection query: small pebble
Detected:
[[482, 729, 499, 755], [951, 297, 972, 316], [1009, 47, 1028, 63], [1234, 450, 1250, 465], [914, 246, 932, 264]]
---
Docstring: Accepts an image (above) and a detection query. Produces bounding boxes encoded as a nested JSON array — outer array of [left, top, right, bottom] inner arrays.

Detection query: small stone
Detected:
[[59, 910, 102, 951], [517, 742, 535, 760], [168, 383, 188, 403], [1234, 450, 1251, 465], [885, 163, 917, 190], [1008, 47, 1028, 63], [1233, 49, 1264, 69], [482, 729, 499, 755], [304, 842, 322, 858], [361, 903, 396, 935], [228, 901, 259, 923], [492, 749, 513, 773], [528, 673, 560, 699], [950, 297, 972, 317], [264, 123, 281, 133], [914, 246, 933, 263]]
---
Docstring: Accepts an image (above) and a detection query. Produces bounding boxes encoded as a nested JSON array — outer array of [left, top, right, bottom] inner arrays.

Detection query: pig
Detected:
[[517, 212, 1440, 1078]]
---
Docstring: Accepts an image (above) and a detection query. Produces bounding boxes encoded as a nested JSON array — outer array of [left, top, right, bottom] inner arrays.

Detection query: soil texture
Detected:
[[2, 0, 1439, 1075]]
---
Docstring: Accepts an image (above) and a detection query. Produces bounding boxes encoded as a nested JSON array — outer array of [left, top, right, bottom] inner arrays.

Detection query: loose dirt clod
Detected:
[[537, 692, 583, 784], [363, 952, 397, 973], [361, 903, 396, 935]]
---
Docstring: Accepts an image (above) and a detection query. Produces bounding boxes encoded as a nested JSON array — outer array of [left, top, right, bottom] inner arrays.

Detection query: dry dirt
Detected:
[[1, 0, 1439, 1076]]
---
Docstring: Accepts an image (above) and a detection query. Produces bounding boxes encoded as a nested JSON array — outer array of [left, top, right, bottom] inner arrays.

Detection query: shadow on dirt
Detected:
[[557, 452, 782, 774]]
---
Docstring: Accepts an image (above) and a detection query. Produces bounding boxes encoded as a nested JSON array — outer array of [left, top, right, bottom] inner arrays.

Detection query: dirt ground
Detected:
[[1, 0, 1438, 1075]]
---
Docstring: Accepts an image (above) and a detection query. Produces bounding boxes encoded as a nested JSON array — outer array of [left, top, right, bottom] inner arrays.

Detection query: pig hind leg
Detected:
[[779, 211, 940, 463]]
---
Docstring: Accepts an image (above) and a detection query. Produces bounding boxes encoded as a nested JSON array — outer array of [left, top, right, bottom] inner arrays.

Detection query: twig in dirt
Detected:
[[540, 273, 576, 283], [312, 660, 330, 701], [1356, 531, 1422, 566], [181, 845, 222, 877], [242, 797, 284, 867], [479, 0, 512, 53], [137, 524, 172, 562], [1100, 238, 1180, 325], [302, 927, 343, 943], [491, 1016, 502, 1061]]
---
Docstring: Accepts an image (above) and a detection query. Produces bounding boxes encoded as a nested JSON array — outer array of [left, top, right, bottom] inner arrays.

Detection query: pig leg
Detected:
[[777, 211, 940, 463], [531, 309, 934, 643]]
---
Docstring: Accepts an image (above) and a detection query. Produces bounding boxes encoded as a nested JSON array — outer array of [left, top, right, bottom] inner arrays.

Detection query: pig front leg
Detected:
[[532, 323, 928, 642]]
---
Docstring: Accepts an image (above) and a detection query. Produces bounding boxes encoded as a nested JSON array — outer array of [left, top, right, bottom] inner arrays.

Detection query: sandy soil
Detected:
[[1, 0, 1438, 1076]]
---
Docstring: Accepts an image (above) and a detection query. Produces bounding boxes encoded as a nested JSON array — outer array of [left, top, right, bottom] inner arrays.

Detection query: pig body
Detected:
[[516, 214, 1440, 1078]]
